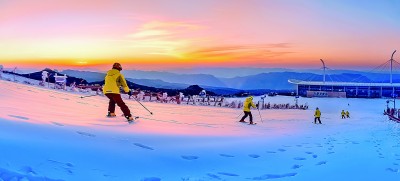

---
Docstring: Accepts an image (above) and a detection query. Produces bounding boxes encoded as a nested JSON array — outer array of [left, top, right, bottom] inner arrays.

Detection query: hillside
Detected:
[[1, 77, 400, 180]]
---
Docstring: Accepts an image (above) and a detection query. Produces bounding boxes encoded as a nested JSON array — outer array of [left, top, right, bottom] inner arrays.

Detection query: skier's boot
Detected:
[[107, 112, 117, 117], [125, 116, 134, 123]]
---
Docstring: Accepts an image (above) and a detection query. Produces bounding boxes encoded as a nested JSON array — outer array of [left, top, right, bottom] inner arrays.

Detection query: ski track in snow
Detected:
[[0, 167, 63, 181]]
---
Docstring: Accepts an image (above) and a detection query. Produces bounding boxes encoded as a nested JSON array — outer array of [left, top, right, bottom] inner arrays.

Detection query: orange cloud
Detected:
[[185, 43, 295, 62]]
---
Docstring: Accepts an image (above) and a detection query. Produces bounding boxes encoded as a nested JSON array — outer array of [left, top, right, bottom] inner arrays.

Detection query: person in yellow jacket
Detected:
[[345, 110, 350, 118], [239, 96, 257, 125], [314, 107, 322, 124], [103, 63, 134, 121], [341, 110, 346, 119]]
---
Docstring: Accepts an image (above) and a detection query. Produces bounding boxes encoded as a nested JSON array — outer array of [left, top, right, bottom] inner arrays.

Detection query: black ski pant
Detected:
[[106, 93, 132, 117], [240, 111, 253, 124], [314, 117, 321, 124]]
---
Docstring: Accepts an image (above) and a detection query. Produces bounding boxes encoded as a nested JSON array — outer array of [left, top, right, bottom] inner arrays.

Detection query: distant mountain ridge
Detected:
[[60, 69, 400, 91]]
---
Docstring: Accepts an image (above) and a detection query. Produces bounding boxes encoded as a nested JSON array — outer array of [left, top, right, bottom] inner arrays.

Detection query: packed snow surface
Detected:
[[1, 79, 400, 181]]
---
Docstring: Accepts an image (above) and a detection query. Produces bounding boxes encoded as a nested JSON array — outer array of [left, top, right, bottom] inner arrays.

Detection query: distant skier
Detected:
[[346, 110, 350, 118], [239, 96, 257, 125], [103, 63, 134, 121], [341, 110, 346, 119], [314, 107, 322, 124]]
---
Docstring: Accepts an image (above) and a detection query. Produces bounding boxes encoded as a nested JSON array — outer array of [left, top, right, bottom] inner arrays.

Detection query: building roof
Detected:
[[288, 79, 400, 87]]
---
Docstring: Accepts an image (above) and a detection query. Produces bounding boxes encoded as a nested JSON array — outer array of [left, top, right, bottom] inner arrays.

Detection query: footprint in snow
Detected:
[[51, 122, 64, 126], [248, 154, 260, 158], [47, 160, 74, 174], [8, 115, 29, 120], [19, 166, 37, 175], [316, 161, 327, 165], [219, 154, 235, 158], [277, 149, 286, 152], [217, 172, 239, 177], [305, 151, 313, 155], [76, 131, 96, 137], [181, 155, 199, 160], [248, 173, 297, 180], [291, 164, 303, 169], [207, 173, 221, 179], [133, 143, 154, 150], [386, 168, 399, 173], [293, 157, 306, 161], [141, 177, 161, 181]]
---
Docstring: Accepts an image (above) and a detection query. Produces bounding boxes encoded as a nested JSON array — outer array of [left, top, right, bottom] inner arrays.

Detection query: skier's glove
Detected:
[[128, 90, 133, 96]]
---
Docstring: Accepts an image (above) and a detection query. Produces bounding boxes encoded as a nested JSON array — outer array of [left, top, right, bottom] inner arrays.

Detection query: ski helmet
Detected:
[[113, 63, 122, 71]]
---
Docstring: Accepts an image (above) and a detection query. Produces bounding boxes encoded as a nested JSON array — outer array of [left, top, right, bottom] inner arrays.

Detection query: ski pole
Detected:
[[236, 112, 243, 118], [134, 98, 153, 115], [257, 108, 263, 123], [80, 94, 97, 98]]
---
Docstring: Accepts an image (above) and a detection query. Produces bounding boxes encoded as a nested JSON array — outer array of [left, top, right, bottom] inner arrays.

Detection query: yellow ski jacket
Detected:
[[315, 109, 321, 118], [102, 69, 130, 94], [243, 96, 257, 112]]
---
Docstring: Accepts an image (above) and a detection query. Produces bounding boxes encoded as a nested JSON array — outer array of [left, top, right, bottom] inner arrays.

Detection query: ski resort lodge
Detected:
[[288, 79, 400, 98], [289, 51, 399, 98]]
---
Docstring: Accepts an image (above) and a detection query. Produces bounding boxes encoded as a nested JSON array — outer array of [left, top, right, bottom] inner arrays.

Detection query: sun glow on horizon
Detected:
[[0, 0, 399, 69]]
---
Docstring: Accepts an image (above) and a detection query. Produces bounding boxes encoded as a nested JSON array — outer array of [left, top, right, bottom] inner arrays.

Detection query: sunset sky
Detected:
[[0, 0, 399, 70]]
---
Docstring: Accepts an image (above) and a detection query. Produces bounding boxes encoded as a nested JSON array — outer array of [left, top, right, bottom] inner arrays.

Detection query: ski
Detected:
[[127, 116, 140, 124], [248, 123, 257, 125]]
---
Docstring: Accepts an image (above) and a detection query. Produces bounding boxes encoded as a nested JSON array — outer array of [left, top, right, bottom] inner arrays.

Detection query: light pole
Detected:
[[320, 59, 327, 84], [390, 50, 396, 84]]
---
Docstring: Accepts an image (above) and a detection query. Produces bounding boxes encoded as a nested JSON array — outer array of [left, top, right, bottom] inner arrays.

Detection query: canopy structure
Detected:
[[289, 50, 398, 98], [288, 79, 400, 98]]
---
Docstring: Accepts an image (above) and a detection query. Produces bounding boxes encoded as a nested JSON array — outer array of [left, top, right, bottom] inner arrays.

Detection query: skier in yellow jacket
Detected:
[[239, 96, 257, 125], [341, 110, 346, 119], [314, 107, 322, 124], [103, 63, 134, 121]]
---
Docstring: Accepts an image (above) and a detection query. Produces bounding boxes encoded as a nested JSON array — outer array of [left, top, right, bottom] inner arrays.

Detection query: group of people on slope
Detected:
[[341, 110, 350, 119], [313, 108, 351, 124], [102, 63, 352, 125]]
